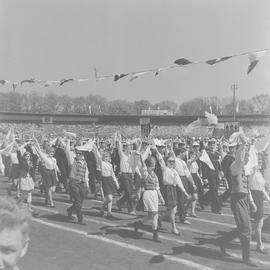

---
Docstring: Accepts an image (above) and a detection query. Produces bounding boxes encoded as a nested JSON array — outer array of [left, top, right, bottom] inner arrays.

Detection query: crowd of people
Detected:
[[0, 124, 270, 267]]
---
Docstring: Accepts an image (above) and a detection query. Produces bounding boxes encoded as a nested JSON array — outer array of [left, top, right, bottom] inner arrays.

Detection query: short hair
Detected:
[[145, 157, 156, 168], [0, 197, 32, 241]]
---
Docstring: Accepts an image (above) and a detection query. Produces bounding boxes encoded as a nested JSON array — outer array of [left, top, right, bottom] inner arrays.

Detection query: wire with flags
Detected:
[[0, 48, 269, 92]]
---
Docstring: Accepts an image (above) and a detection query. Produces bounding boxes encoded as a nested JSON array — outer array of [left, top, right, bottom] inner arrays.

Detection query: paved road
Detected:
[[1, 176, 270, 270]]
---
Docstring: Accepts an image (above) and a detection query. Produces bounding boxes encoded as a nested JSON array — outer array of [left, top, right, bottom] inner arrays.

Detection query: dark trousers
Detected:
[[57, 168, 68, 190], [218, 193, 251, 261], [202, 171, 221, 213], [68, 181, 85, 221], [219, 176, 232, 202], [118, 173, 134, 212], [192, 173, 204, 205]]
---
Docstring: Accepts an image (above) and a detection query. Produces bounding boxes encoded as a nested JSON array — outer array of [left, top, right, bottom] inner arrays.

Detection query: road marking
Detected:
[[33, 217, 215, 270], [32, 205, 270, 264], [187, 216, 233, 227]]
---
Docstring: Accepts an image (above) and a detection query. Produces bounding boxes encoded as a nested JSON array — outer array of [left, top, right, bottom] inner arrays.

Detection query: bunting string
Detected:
[[0, 48, 269, 91]]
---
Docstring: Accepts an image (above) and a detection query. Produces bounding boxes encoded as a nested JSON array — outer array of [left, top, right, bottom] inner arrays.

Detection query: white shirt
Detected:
[[101, 161, 117, 182], [249, 171, 266, 191], [163, 167, 185, 190], [40, 152, 58, 170], [188, 160, 199, 174], [119, 152, 135, 173], [10, 152, 19, 164], [175, 157, 191, 178]]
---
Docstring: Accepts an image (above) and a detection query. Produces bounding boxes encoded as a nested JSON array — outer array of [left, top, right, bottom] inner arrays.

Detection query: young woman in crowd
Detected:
[[93, 144, 120, 218], [154, 144, 189, 235], [33, 138, 59, 207], [15, 142, 35, 212], [187, 150, 204, 216], [133, 154, 165, 242], [248, 154, 270, 254]]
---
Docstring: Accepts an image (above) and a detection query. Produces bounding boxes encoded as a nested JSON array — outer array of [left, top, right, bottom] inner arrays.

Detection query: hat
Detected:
[[154, 139, 166, 147], [208, 138, 216, 144], [193, 141, 200, 147]]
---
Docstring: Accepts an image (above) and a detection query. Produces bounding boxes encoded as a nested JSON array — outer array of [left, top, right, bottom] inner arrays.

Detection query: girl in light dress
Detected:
[[93, 144, 120, 218], [33, 138, 60, 207], [133, 154, 165, 242], [187, 150, 204, 216]]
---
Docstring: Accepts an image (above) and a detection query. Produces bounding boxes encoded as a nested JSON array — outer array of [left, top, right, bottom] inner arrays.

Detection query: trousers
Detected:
[[68, 180, 85, 221]]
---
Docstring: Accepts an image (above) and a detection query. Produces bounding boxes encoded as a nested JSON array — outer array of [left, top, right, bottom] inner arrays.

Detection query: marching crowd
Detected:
[[0, 126, 270, 267]]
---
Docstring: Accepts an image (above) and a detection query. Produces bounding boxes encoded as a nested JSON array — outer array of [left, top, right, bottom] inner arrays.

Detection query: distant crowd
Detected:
[[0, 123, 270, 266]]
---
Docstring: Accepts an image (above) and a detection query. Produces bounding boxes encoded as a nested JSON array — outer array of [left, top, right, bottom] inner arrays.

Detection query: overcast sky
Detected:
[[0, 0, 270, 103]]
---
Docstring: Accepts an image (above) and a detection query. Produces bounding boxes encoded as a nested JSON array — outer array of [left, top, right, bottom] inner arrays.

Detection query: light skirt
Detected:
[[143, 190, 159, 212], [20, 176, 34, 192]]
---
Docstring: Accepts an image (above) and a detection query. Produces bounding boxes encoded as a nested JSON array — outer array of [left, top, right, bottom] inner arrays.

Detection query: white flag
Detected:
[[199, 149, 215, 170]]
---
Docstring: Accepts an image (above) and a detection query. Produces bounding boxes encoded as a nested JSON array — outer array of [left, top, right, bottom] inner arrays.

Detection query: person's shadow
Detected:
[[148, 230, 243, 265], [92, 223, 157, 243]]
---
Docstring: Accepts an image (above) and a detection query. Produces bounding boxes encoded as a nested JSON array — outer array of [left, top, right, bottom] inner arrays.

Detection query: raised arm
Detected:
[[92, 144, 102, 169], [230, 134, 247, 176], [0, 141, 15, 156]]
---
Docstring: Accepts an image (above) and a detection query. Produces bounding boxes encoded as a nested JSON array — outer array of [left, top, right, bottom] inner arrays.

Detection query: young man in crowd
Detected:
[[0, 196, 31, 270]]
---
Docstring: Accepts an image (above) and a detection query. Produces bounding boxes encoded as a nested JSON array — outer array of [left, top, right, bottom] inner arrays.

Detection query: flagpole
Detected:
[[231, 84, 238, 121]]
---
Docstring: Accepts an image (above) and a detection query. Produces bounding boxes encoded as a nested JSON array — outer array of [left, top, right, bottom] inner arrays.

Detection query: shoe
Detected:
[[100, 209, 105, 216], [256, 247, 268, 254], [67, 208, 72, 218], [107, 212, 113, 218], [182, 220, 191, 225], [243, 259, 257, 267], [49, 205, 55, 208], [78, 220, 86, 226], [220, 245, 231, 257], [134, 221, 142, 233], [129, 211, 137, 216], [190, 213, 198, 218], [172, 230, 180, 236]]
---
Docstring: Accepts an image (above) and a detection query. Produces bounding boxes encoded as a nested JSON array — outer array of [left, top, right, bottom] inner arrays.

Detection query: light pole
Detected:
[[231, 84, 237, 121]]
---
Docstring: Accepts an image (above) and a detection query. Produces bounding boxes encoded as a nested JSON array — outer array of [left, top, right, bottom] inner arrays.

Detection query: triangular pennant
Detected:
[[174, 58, 192, 66], [130, 71, 149, 82], [247, 50, 267, 74], [114, 74, 128, 82], [59, 78, 74, 86], [20, 78, 42, 86], [205, 56, 231, 65]]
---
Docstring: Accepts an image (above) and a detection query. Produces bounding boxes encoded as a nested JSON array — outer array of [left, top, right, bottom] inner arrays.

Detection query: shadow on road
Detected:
[[98, 224, 156, 242]]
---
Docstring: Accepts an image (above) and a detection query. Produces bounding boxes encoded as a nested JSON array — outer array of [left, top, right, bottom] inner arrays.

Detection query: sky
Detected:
[[0, 0, 270, 104]]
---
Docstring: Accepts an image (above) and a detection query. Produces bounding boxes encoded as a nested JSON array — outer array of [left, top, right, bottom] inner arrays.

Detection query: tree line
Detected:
[[0, 91, 269, 115]]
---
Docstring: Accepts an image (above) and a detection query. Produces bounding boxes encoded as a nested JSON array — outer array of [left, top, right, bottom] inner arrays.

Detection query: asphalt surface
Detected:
[[1, 176, 270, 270]]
